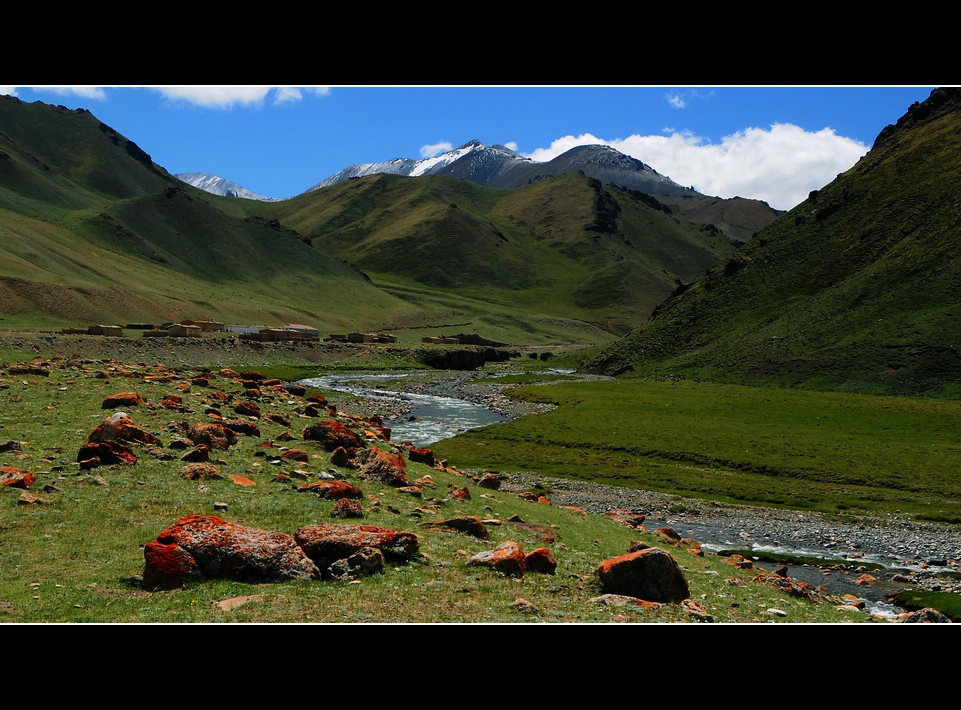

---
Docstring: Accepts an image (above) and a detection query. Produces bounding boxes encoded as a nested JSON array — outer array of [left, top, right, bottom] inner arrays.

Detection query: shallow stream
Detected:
[[300, 369, 955, 620]]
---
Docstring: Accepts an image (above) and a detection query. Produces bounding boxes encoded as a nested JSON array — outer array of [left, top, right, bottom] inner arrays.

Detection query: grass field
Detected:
[[0, 354, 878, 623], [433, 378, 961, 524]]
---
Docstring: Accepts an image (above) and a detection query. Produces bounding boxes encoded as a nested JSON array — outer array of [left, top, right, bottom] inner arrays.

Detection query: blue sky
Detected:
[[1, 85, 937, 210]]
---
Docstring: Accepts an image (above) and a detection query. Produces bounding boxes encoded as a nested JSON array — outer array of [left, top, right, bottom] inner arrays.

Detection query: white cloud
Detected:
[[273, 87, 303, 104], [152, 86, 273, 107], [151, 86, 330, 108], [1, 87, 18, 96], [524, 125, 869, 211], [39, 86, 108, 100], [420, 141, 453, 158], [504, 141, 518, 151], [666, 92, 685, 109]]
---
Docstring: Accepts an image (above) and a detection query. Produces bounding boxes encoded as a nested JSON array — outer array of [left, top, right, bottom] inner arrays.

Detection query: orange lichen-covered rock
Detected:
[[101, 392, 145, 409], [525, 547, 557, 575], [597, 547, 690, 604], [303, 420, 365, 452], [404, 444, 435, 467], [297, 480, 363, 500], [88, 411, 161, 447], [187, 422, 238, 450], [329, 498, 364, 519], [354, 447, 408, 487], [421, 515, 490, 540], [143, 541, 202, 589], [234, 400, 260, 417], [468, 541, 527, 578], [77, 441, 137, 465], [221, 419, 260, 437], [143, 514, 319, 588], [0, 467, 35, 488], [294, 523, 418, 575]]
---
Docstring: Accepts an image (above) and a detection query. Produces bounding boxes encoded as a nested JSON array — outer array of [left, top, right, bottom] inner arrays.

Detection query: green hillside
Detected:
[[259, 172, 739, 335], [0, 96, 419, 331], [588, 88, 961, 397], [0, 96, 743, 343]]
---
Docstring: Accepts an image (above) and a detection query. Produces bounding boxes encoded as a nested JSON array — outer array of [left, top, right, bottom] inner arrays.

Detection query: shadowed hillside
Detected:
[[588, 88, 961, 396]]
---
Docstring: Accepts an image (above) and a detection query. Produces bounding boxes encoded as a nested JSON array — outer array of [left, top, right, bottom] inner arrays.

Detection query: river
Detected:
[[299, 369, 959, 620]]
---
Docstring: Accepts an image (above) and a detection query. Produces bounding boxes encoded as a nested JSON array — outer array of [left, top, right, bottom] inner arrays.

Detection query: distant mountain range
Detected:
[[179, 140, 710, 203], [180, 139, 780, 244], [175, 172, 278, 201], [305, 139, 701, 198]]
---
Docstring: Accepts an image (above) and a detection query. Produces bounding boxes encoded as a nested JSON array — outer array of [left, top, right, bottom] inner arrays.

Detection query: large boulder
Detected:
[[596, 547, 690, 603], [303, 420, 365, 452], [88, 411, 161, 447], [354, 447, 409, 487], [294, 523, 418, 576], [101, 392, 145, 409], [187, 422, 238, 450], [142, 514, 319, 589], [297, 480, 364, 500]]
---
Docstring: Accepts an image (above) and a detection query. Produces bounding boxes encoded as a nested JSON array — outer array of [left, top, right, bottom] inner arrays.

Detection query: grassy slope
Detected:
[[0, 355, 874, 623], [257, 173, 739, 336], [588, 88, 961, 397], [0, 96, 422, 332]]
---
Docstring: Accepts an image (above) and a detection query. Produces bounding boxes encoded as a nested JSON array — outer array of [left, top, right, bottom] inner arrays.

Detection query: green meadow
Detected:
[[433, 378, 961, 524]]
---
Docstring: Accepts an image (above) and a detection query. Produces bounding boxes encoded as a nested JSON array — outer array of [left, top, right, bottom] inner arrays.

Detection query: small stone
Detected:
[[511, 597, 537, 613]]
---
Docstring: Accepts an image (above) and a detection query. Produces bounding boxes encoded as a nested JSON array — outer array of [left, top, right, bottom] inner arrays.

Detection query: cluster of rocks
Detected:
[[143, 514, 420, 587]]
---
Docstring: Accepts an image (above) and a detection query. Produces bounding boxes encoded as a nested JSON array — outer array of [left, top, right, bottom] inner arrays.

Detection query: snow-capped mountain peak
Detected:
[[176, 173, 278, 202]]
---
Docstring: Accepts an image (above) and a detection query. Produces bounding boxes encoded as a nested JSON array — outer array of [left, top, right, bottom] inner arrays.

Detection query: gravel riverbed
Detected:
[[331, 368, 961, 597]]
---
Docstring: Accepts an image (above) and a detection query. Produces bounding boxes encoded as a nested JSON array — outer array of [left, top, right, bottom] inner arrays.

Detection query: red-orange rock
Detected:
[[0, 467, 35, 488], [143, 540, 201, 589], [354, 447, 408, 487], [597, 547, 690, 603], [469, 541, 526, 577], [303, 420, 364, 452], [298, 480, 363, 499], [143, 514, 319, 588], [294, 522, 418, 575], [230, 475, 256, 486], [329, 498, 364, 518], [422, 516, 490, 539], [234, 400, 260, 417], [88, 411, 161, 447], [188, 423, 238, 450], [101, 392, 145, 409], [449, 486, 471, 501], [405, 445, 435, 466], [280, 448, 309, 463], [525, 547, 557, 574]]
